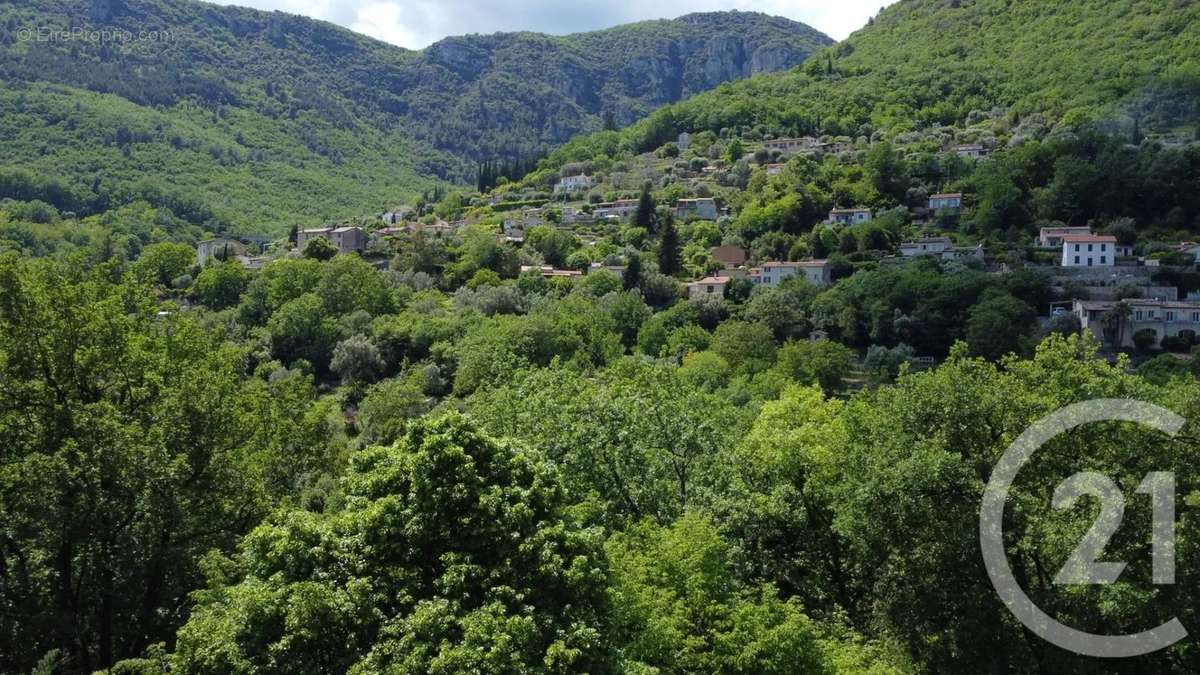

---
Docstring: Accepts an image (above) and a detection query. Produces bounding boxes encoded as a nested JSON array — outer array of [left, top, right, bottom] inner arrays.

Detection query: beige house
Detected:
[[296, 227, 333, 251], [1075, 298, 1200, 349], [688, 276, 730, 298], [1038, 226, 1091, 248], [297, 226, 367, 254]]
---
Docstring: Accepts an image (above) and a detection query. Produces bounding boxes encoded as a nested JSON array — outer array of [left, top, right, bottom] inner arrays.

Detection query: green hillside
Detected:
[[545, 0, 1200, 163], [0, 1, 830, 234]]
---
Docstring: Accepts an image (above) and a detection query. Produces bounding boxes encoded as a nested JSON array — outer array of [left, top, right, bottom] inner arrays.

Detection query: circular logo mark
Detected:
[[979, 399, 1187, 658]]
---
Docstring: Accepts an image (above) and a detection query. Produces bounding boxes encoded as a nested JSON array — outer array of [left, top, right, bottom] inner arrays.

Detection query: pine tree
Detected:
[[603, 109, 617, 131], [657, 214, 681, 276]]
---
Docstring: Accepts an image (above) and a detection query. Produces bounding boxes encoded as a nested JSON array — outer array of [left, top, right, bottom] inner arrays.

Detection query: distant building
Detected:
[[673, 198, 718, 221], [1175, 242, 1200, 263], [677, 132, 691, 150], [761, 137, 821, 155], [237, 255, 269, 270], [797, 259, 833, 286], [899, 236, 982, 261], [765, 163, 785, 176], [749, 260, 832, 287], [381, 206, 414, 224], [197, 237, 245, 266], [954, 144, 990, 160], [296, 227, 333, 251], [553, 174, 596, 194], [331, 227, 367, 253], [521, 265, 582, 279], [928, 193, 963, 212], [371, 226, 406, 245], [828, 207, 873, 225], [900, 237, 952, 257], [1075, 298, 1200, 349], [1038, 226, 1092, 248], [710, 245, 747, 267], [297, 226, 366, 253], [688, 276, 730, 298], [588, 262, 627, 279], [592, 199, 640, 220], [1061, 234, 1117, 267]]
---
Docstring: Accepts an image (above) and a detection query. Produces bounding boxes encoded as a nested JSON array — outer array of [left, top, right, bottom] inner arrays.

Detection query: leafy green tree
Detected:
[[330, 335, 386, 387], [267, 293, 343, 375], [824, 335, 1200, 672], [356, 377, 430, 446], [744, 283, 816, 340], [606, 513, 832, 674], [527, 226, 578, 268], [0, 255, 314, 672], [133, 242, 195, 286], [602, 290, 651, 349], [192, 260, 250, 310], [725, 137, 745, 164], [712, 321, 777, 374], [302, 236, 337, 261], [467, 362, 742, 525], [776, 339, 855, 394], [316, 254, 399, 317], [172, 414, 613, 674], [964, 290, 1035, 361]]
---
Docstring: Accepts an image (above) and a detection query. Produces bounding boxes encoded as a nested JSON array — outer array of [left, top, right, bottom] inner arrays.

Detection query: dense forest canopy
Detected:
[[5, 0, 1200, 672], [540, 0, 1200, 169]]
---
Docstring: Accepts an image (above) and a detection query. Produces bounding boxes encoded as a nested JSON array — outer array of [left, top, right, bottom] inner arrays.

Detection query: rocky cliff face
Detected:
[[8, 1, 832, 181], [402, 12, 833, 160]]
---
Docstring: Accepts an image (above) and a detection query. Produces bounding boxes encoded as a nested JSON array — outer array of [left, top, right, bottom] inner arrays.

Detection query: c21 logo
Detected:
[[979, 399, 1187, 658]]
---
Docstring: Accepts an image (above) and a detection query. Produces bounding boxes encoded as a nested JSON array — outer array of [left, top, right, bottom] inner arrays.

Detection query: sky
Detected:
[[208, 0, 892, 50]]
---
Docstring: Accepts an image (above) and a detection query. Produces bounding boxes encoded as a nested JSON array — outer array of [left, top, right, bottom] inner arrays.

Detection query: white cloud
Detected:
[[209, 0, 895, 50]]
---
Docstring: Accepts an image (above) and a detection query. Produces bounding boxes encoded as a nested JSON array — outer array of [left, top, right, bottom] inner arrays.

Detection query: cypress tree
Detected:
[[657, 214, 681, 276], [635, 185, 656, 232]]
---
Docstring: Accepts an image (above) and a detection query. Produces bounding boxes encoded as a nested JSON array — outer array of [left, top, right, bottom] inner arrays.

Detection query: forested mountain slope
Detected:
[[0, 0, 830, 232], [545, 0, 1200, 162]]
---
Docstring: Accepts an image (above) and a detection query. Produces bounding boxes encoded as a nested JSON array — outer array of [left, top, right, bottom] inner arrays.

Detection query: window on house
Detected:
[[1075, 244, 1081, 252], [1167, 311, 1176, 321], [1074, 256, 1080, 264], [1100, 256, 1106, 264], [1136, 311, 1143, 321], [1088, 244, 1094, 252]]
